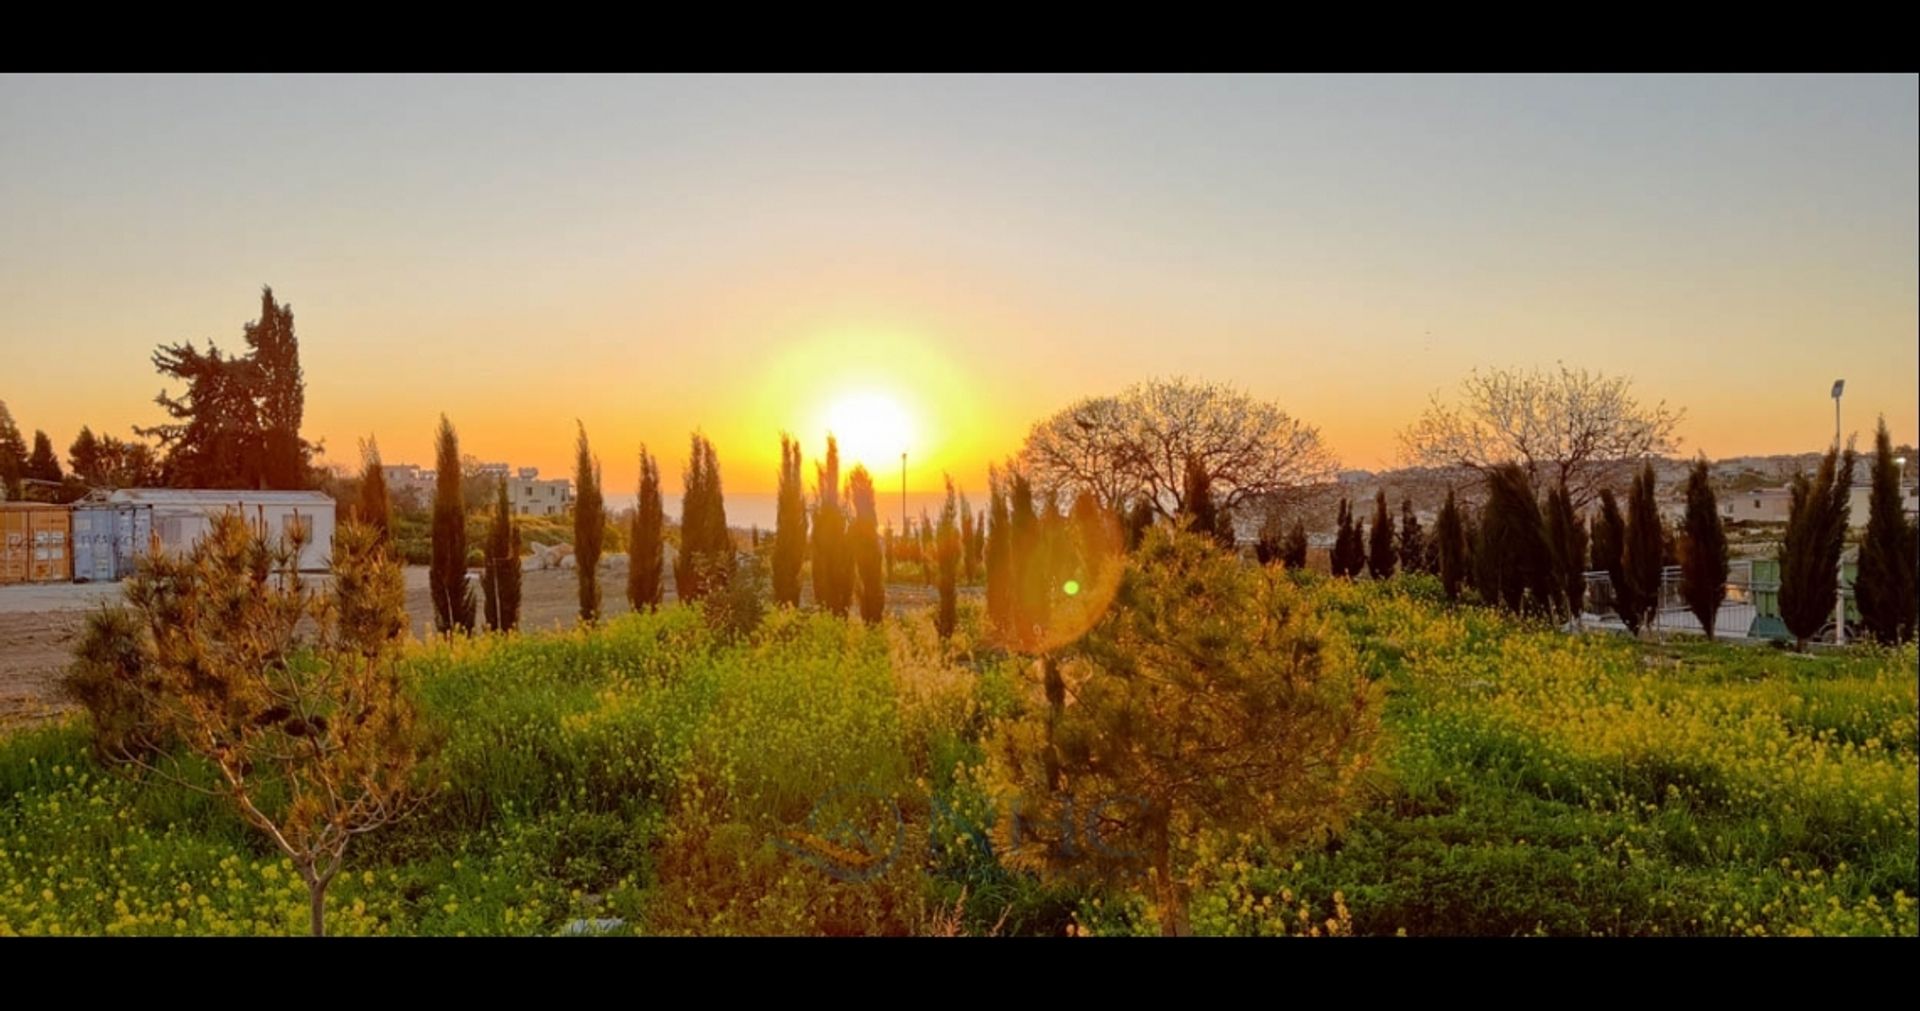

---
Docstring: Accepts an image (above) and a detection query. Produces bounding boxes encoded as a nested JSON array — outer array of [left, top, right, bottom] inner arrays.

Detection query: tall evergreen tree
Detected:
[[919, 510, 936, 587], [67, 427, 103, 486], [936, 476, 960, 640], [1368, 490, 1395, 580], [1856, 418, 1918, 644], [848, 465, 885, 624], [1592, 488, 1644, 634], [1474, 464, 1558, 614], [1123, 496, 1155, 551], [1543, 481, 1588, 621], [960, 494, 978, 582], [986, 467, 1013, 635], [0, 401, 27, 499], [1678, 458, 1730, 639], [1436, 488, 1466, 602], [1179, 456, 1232, 547], [674, 433, 730, 603], [356, 436, 392, 547], [429, 415, 475, 636], [1282, 519, 1309, 569], [573, 423, 605, 624], [1008, 470, 1049, 649], [811, 436, 850, 615], [1778, 442, 1857, 650], [484, 477, 522, 632], [1398, 499, 1425, 574], [628, 445, 665, 612], [772, 434, 807, 607], [1331, 499, 1356, 578], [1624, 462, 1665, 634], [25, 431, 62, 483], [244, 287, 309, 489]]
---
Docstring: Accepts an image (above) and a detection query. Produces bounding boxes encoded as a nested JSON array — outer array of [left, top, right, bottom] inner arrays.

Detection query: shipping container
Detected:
[[0, 503, 72, 584], [70, 502, 155, 582]]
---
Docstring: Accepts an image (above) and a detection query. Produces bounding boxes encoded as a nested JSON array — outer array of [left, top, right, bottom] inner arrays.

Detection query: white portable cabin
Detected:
[[106, 489, 338, 573]]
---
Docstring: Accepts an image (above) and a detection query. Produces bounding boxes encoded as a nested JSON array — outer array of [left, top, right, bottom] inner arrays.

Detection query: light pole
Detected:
[[901, 451, 908, 535], [1831, 379, 1846, 645]]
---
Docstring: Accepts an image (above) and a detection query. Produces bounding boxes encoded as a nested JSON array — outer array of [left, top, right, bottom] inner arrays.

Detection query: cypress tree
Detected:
[[68, 427, 102, 486], [1009, 470, 1048, 649], [1856, 417, 1918, 644], [772, 433, 807, 607], [1282, 520, 1308, 569], [986, 467, 1013, 635], [675, 433, 730, 603], [960, 494, 978, 582], [1123, 496, 1155, 551], [1436, 488, 1466, 602], [1478, 464, 1557, 614], [356, 436, 392, 547], [1779, 442, 1856, 650], [1678, 458, 1730, 639], [1398, 499, 1424, 575], [628, 445, 664, 612], [484, 477, 522, 632], [1543, 481, 1588, 621], [573, 423, 604, 624], [1593, 488, 1643, 634], [1331, 499, 1355, 578], [1180, 456, 1232, 547], [919, 510, 936, 587], [848, 465, 885, 624], [1368, 490, 1395, 580], [936, 476, 960, 640], [429, 414, 475, 636], [811, 436, 850, 614], [1624, 463, 1665, 634]]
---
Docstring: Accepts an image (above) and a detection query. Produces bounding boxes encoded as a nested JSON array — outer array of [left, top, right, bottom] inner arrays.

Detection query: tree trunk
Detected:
[[1151, 827, 1190, 937], [307, 873, 330, 937]]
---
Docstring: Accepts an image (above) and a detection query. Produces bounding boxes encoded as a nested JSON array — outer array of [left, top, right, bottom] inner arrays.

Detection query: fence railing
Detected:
[[1579, 560, 1848, 642]]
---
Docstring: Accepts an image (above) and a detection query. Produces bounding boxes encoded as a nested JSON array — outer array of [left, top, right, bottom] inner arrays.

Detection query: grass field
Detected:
[[1, 576, 1913, 936]]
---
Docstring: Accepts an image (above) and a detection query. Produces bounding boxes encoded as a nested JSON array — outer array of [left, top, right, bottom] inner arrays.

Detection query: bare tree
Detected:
[[1399, 364, 1682, 509], [1020, 377, 1336, 522]]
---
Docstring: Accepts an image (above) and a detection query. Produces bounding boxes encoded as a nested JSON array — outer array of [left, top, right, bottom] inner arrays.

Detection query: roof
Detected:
[[105, 488, 336, 507]]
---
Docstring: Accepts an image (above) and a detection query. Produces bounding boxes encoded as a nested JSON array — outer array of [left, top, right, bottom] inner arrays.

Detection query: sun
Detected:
[[820, 390, 916, 470]]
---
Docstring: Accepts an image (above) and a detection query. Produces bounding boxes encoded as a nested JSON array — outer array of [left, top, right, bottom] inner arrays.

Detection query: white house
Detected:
[[507, 467, 573, 517], [107, 488, 338, 572]]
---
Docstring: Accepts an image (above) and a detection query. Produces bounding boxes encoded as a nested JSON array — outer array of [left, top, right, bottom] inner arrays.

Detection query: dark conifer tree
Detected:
[[245, 287, 309, 489], [1678, 458, 1730, 639], [573, 423, 605, 624], [1436, 488, 1466, 602], [1593, 488, 1643, 634], [484, 477, 522, 632], [1180, 456, 1232, 547], [919, 509, 936, 587], [25, 431, 62, 483], [1368, 490, 1396, 580], [0, 401, 27, 498], [960, 494, 978, 582], [675, 433, 730, 603], [936, 476, 960, 640], [772, 434, 807, 607], [1856, 418, 1918, 644], [628, 445, 665, 612], [1282, 519, 1309, 570], [1624, 463, 1665, 634], [429, 414, 475, 636], [986, 467, 1013, 635], [1331, 498, 1356, 578], [848, 464, 885, 624], [1779, 442, 1856, 650], [1478, 464, 1558, 615], [67, 427, 102, 486], [1398, 499, 1425, 575], [1008, 470, 1048, 649], [1543, 481, 1588, 621], [356, 436, 392, 548], [811, 436, 851, 615]]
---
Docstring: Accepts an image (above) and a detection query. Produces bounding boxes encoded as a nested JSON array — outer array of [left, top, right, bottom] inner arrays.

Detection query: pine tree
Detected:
[[429, 414, 475, 636], [675, 433, 730, 603], [484, 477, 522, 632], [1543, 481, 1588, 621], [0, 401, 27, 499], [772, 434, 807, 607], [1398, 499, 1424, 575], [356, 436, 392, 547], [1331, 499, 1355, 578], [628, 445, 665, 612], [936, 476, 960, 640], [1779, 441, 1856, 649], [244, 287, 309, 489], [26, 431, 61, 483], [986, 467, 1013, 635], [811, 436, 850, 615], [67, 427, 102, 486], [1678, 458, 1729, 639], [1436, 488, 1466, 601], [1855, 418, 1918, 644], [1624, 462, 1665, 634], [848, 465, 885, 624], [1368, 490, 1395, 580], [573, 423, 604, 624]]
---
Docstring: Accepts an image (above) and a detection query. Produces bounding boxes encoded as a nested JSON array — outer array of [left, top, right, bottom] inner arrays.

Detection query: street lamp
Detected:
[[901, 451, 908, 535], [1830, 379, 1846, 645]]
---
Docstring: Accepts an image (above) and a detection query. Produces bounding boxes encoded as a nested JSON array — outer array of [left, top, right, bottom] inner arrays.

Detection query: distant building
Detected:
[[1716, 481, 1917, 527], [506, 467, 572, 517]]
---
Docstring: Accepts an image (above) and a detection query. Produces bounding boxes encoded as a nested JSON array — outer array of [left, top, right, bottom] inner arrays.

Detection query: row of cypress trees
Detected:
[[1777, 418, 1916, 648]]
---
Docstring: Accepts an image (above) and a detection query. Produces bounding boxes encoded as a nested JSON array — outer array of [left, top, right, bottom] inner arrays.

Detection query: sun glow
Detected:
[[818, 390, 915, 471]]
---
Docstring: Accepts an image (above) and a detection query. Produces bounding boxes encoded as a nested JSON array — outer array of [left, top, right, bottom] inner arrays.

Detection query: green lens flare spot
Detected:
[[1063, 580, 1081, 596]]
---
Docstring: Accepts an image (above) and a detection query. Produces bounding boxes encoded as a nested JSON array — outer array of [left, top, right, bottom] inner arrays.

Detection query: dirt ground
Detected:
[[0, 561, 970, 729]]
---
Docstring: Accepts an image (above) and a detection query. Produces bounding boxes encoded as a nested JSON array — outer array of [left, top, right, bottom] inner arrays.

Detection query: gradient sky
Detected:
[[3, 74, 1914, 498]]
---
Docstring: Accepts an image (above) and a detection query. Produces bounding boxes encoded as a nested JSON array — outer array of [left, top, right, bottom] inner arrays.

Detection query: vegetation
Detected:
[[1368, 491, 1396, 580], [811, 436, 852, 616], [430, 415, 476, 636], [1855, 418, 1917, 644], [773, 434, 807, 607], [357, 437, 393, 545], [1436, 488, 1466, 601], [1679, 459, 1729, 639], [1543, 481, 1587, 620], [674, 433, 729, 604], [848, 466, 885, 624], [1779, 443, 1855, 650], [573, 424, 605, 624], [483, 479, 522, 633], [935, 478, 959, 641], [627, 446, 665, 614]]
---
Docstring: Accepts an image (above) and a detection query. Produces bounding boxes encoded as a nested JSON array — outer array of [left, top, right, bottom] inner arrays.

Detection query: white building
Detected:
[[1717, 482, 1917, 527], [108, 488, 338, 572], [507, 467, 572, 517]]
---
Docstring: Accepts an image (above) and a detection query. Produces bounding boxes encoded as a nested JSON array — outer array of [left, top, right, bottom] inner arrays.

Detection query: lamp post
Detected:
[[1831, 379, 1846, 645], [901, 451, 908, 535]]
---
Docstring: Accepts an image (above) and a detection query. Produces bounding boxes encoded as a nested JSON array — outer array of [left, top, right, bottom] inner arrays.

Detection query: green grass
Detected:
[[2, 579, 1913, 936]]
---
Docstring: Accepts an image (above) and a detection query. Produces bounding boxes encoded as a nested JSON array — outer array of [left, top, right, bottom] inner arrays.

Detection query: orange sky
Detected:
[[4, 75, 1915, 495]]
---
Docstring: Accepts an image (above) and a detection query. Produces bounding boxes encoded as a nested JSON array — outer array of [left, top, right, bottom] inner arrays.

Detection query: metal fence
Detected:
[[1579, 560, 1849, 642]]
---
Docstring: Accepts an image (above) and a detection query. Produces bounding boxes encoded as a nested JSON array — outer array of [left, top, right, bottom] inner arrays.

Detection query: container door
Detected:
[[73, 511, 95, 582], [0, 512, 24, 584]]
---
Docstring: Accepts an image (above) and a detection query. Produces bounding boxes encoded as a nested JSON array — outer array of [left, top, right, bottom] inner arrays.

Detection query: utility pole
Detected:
[[1832, 379, 1847, 646], [901, 451, 908, 536]]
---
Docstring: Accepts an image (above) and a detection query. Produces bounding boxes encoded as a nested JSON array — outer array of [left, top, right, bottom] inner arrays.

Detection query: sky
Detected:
[[2, 74, 1915, 501]]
